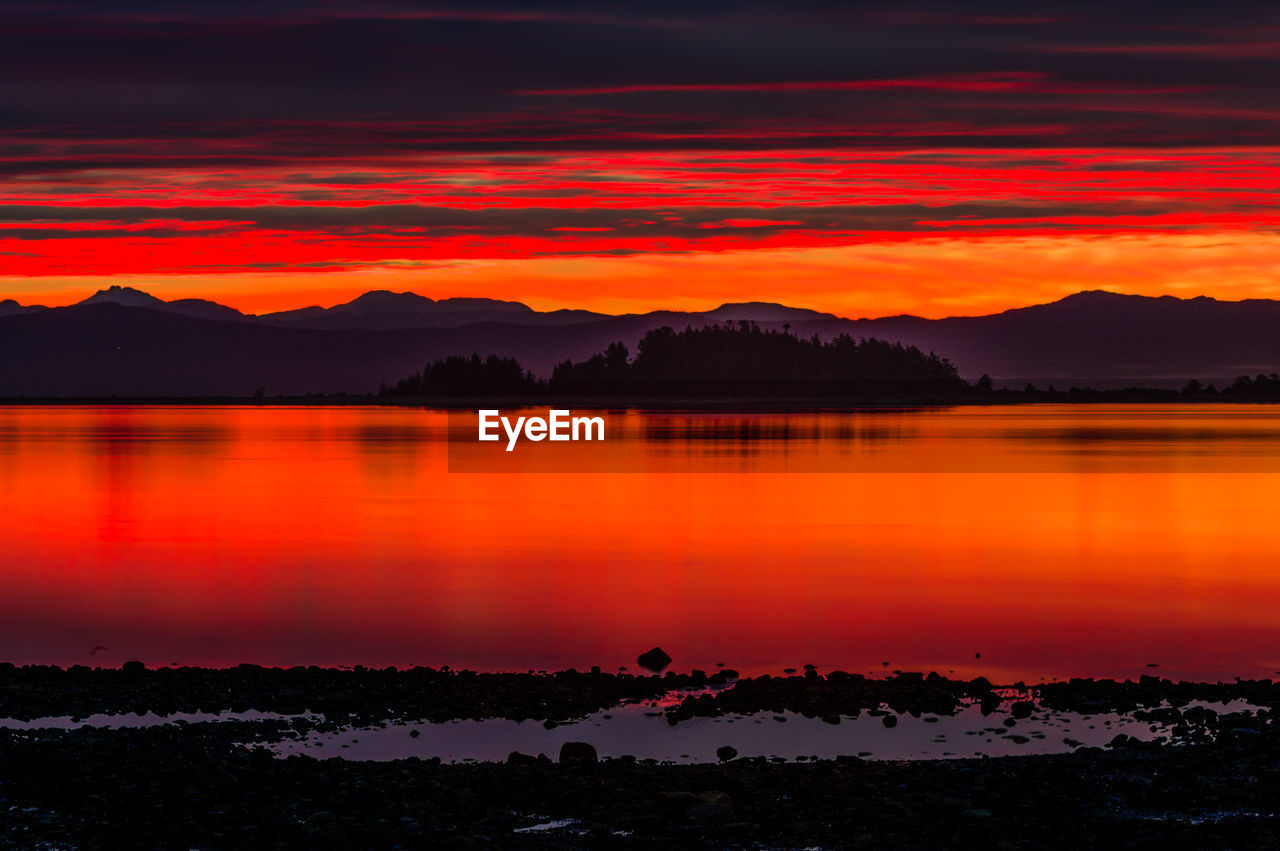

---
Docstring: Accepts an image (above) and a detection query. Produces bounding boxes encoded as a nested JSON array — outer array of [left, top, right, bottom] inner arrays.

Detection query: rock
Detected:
[[882, 715, 898, 728], [822, 714, 841, 725], [122, 660, 146, 673], [558, 741, 598, 766], [408, 729, 420, 738], [698, 790, 732, 808], [637, 647, 673, 673], [716, 745, 738, 762], [1011, 700, 1035, 719], [507, 751, 539, 765]]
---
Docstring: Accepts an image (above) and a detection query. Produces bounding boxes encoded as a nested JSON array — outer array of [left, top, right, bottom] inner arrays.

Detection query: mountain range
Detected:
[[1, 285, 1278, 396]]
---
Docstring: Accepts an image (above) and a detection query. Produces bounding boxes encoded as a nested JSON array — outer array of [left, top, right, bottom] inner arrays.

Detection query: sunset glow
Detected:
[[2, 2, 1279, 315], [4, 149, 1280, 315]]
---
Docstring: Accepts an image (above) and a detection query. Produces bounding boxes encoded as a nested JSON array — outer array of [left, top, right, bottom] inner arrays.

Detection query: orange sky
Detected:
[[5, 230, 1280, 319], [6, 5, 1280, 319], [4, 149, 1280, 317]]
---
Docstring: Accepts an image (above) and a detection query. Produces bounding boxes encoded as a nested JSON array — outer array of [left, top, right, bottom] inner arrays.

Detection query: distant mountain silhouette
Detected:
[[824, 290, 1280, 386], [258, 290, 581, 329], [77, 285, 246, 322], [699, 302, 836, 324], [4, 287, 1280, 395], [77, 285, 165, 310], [0, 298, 46, 317]]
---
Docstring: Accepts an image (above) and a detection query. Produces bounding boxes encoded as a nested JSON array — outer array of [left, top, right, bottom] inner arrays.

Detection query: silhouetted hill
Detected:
[[5, 288, 1280, 395], [699, 302, 836, 324], [0, 304, 597, 396], [258, 290, 563, 329], [0, 298, 46, 317], [76, 285, 246, 322], [805, 290, 1280, 386], [164, 299, 247, 322], [77, 285, 165, 309]]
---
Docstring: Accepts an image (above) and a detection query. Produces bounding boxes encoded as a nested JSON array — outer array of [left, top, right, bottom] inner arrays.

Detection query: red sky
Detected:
[[5, 148, 1280, 317], [3, 4, 1280, 317]]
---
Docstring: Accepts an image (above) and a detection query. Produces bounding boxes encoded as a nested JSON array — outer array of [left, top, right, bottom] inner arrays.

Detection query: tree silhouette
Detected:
[[384, 323, 966, 399], [381, 353, 539, 397], [1223, 373, 1280, 397]]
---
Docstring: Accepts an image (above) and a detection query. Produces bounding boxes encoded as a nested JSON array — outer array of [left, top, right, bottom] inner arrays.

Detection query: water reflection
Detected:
[[272, 699, 1258, 764], [3, 404, 1280, 682], [447, 405, 1280, 472]]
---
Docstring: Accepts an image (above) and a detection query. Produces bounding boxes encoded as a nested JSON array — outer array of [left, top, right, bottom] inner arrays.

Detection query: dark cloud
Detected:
[[0, 1, 1276, 174], [0, 199, 1218, 241]]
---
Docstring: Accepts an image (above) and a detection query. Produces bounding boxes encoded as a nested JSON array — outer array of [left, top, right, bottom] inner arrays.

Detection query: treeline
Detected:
[[1185, 374, 1280, 397], [380, 322, 965, 399], [380, 352, 539, 397]]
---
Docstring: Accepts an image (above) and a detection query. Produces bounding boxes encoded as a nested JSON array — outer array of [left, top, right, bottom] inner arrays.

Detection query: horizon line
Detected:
[[0, 285, 1256, 325]]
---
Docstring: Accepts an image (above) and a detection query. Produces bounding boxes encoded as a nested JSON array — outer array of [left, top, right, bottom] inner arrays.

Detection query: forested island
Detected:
[[378, 321, 1280, 403], [381, 322, 965, 400]]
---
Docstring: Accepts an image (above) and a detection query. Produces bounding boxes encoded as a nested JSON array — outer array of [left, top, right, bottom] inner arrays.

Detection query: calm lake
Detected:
[[3, 403, 1280, 682]]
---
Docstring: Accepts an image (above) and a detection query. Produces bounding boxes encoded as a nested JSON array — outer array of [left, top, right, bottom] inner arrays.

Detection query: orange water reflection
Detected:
[[2, 404, 1279, 682]]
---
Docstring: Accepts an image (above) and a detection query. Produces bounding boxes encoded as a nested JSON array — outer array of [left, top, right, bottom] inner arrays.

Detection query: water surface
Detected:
[[3, 404, 1280, 681]]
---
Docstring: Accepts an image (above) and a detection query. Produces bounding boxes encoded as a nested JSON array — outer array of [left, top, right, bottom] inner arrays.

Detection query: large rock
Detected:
[[637, 647, 672, 673], [558, 741, 598, 767]]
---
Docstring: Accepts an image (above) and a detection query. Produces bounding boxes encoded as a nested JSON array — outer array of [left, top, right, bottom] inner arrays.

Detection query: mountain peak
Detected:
[[78, 285, 165, 308], [344, 290, 437, 313], [714, 300, 792, 310], [703, 301, 832, 322], [0, 298, 47, 318], [1054, 289, 1220, 305], [1057, 290, 1129, 303], [433, 297, 532, 314]]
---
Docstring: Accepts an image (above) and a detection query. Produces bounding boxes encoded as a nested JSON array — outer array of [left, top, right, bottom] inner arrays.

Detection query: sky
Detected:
[[2, 1, 1279, 317]]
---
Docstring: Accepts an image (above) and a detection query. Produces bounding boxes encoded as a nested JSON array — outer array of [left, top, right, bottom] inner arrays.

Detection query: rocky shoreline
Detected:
[[4, 663, 1280, 848], [4, 662, 1278, 723], [5, 721, 1280, 848]]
